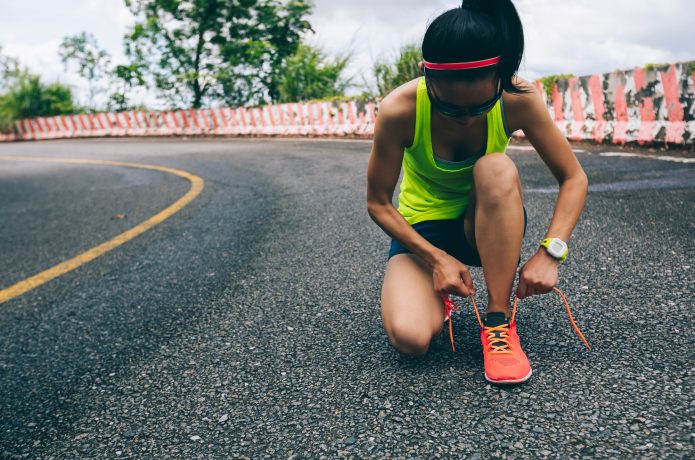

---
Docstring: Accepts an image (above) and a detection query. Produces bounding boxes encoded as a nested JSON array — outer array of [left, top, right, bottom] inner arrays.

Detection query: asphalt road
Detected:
[[0, 138, 693, 459]]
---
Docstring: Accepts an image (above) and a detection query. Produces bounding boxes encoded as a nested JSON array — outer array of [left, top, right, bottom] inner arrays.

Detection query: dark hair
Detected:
[[422, 0, 528, 93]]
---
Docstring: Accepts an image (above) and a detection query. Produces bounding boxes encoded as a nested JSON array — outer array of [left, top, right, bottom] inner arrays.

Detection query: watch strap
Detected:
[[540, 238, 569, 261]]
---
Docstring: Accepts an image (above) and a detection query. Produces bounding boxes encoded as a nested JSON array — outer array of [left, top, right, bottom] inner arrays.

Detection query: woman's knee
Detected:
[[473, 154, 520, 201], [385, 319, 436, 357]]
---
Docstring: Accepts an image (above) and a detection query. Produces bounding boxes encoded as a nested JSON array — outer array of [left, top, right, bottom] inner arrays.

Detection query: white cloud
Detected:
[[3, 40, 67, 82], [310, 0, 695, 91], [0, 0, 143, 107], [308, 1, 456, 92], [516, 0, 695, 79], [1, 0, 693, 104]]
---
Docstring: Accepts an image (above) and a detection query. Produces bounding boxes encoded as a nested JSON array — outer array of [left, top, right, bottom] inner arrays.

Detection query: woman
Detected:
[[366, 0, 589, 385]]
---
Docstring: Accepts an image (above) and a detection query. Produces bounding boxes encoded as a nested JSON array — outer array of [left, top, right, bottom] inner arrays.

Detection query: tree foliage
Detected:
[[123, 0, 313, 108], [0, 48, 77, 129], [275, 43, 351, 103], [0, 47, 22, 94], [109, 63, 148, 112], [58, 32, 150, 113], [373, 44, 422, 97], [538, 74, 575, 101], [59, 32, 112, 109], [0, 70, 77, 129]]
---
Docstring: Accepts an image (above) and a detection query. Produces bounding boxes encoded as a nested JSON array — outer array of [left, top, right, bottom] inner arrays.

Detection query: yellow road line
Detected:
[[0, 156, 205, 304]]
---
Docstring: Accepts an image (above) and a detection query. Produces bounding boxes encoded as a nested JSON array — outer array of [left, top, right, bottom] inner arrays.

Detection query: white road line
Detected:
[[507, 145, 536, 152], [508, 146, 586, 154], [247, 137, 374, 144], [600, 151, 695, 164], [510, 145, 693, 164]]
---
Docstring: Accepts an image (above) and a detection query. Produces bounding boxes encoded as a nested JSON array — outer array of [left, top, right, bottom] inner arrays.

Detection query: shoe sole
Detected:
[[485, 368, 532, 385]]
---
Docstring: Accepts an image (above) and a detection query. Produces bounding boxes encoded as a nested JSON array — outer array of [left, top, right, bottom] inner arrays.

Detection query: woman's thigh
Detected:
[[381, 253, 446, 354], [461, 160, 525, 254]]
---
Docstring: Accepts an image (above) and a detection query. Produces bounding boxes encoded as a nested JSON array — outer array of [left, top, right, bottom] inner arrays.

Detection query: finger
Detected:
[[449, 279, 469, 298], [516, 284, 526, 300], [515, 281, 525, 299], [456, 286, 471, 298], [460, 267, 474, 295]]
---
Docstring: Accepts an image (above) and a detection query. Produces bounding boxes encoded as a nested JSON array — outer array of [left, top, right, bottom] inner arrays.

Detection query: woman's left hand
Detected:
[[516, 250, 559, 299]]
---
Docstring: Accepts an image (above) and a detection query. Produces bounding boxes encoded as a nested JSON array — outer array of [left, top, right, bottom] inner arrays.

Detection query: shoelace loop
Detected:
[[483, 324, 513, 354], [440, 286, 591, 353]]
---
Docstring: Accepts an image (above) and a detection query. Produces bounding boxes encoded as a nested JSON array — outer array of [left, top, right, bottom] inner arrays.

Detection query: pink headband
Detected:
[[423, 56, 501, 71]]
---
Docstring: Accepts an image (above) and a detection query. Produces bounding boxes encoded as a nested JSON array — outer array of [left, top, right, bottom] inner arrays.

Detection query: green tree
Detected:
[[123, 0, 313, 108], [0, 48, 21, 130], [0, 47, 22, 94], [1, 49, 76, 129], [59, 32, 112, 110], [109, 63, 147, 112], [274, 43, 351, 103], [373, 44, 422, 97], [0, 71, 77, 128]]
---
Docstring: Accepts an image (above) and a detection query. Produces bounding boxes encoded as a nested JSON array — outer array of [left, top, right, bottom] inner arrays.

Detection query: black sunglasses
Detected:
[[424, 68, 503, 118]]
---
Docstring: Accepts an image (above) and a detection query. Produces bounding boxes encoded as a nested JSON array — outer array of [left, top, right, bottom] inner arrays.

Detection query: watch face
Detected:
[[548, 239, 566, 257]]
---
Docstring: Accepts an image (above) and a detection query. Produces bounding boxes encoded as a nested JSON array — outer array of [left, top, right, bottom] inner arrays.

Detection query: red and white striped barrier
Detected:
[[0, 100, 378, 142], [517, 61, 694, 146], [1, 61, 692, 146]]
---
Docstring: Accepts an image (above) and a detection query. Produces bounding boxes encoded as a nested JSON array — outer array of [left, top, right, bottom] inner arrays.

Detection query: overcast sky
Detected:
[[1, 0, 693, 107]]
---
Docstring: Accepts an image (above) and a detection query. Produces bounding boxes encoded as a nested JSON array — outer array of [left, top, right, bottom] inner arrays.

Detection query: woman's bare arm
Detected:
[[516, 82, 588, 242], [366, 91, 474, 297], [367, 94, 445, 269], [506, 81, 589, 298]]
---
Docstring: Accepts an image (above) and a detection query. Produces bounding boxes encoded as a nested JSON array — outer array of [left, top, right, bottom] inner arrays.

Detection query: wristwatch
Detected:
[[540, 238, 568, 261]]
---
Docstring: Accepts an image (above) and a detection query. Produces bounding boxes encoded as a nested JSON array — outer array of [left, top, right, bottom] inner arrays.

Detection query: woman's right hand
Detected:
[[432, 253, 475, 298]]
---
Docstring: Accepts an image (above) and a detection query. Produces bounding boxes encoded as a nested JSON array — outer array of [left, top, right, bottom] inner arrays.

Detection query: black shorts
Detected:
[[388, 206, 528, 267]]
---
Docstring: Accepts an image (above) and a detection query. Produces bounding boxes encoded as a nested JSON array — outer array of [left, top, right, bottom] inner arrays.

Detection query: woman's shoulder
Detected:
[[502, 77, 547, 133], [375, 78, 420, 148]]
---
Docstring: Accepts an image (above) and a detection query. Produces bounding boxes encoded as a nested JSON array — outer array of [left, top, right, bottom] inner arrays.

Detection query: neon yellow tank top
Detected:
[[397, 78, 511, 225]]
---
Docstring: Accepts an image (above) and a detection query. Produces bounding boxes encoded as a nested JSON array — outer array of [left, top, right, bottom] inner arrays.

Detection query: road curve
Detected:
[[0, 138, 693, 459]]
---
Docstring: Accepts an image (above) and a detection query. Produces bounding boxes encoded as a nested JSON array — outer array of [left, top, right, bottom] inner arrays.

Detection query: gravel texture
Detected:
[[0, 138, 693, 459]]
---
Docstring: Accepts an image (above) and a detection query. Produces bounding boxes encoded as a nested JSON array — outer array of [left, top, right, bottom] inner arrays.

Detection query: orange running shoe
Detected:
[[480, 312, 532, 385], [441, 288, 591, 384]]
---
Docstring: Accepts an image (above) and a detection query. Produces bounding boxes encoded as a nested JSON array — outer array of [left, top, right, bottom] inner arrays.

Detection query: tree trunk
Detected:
[[192, 27, 205, 109]]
